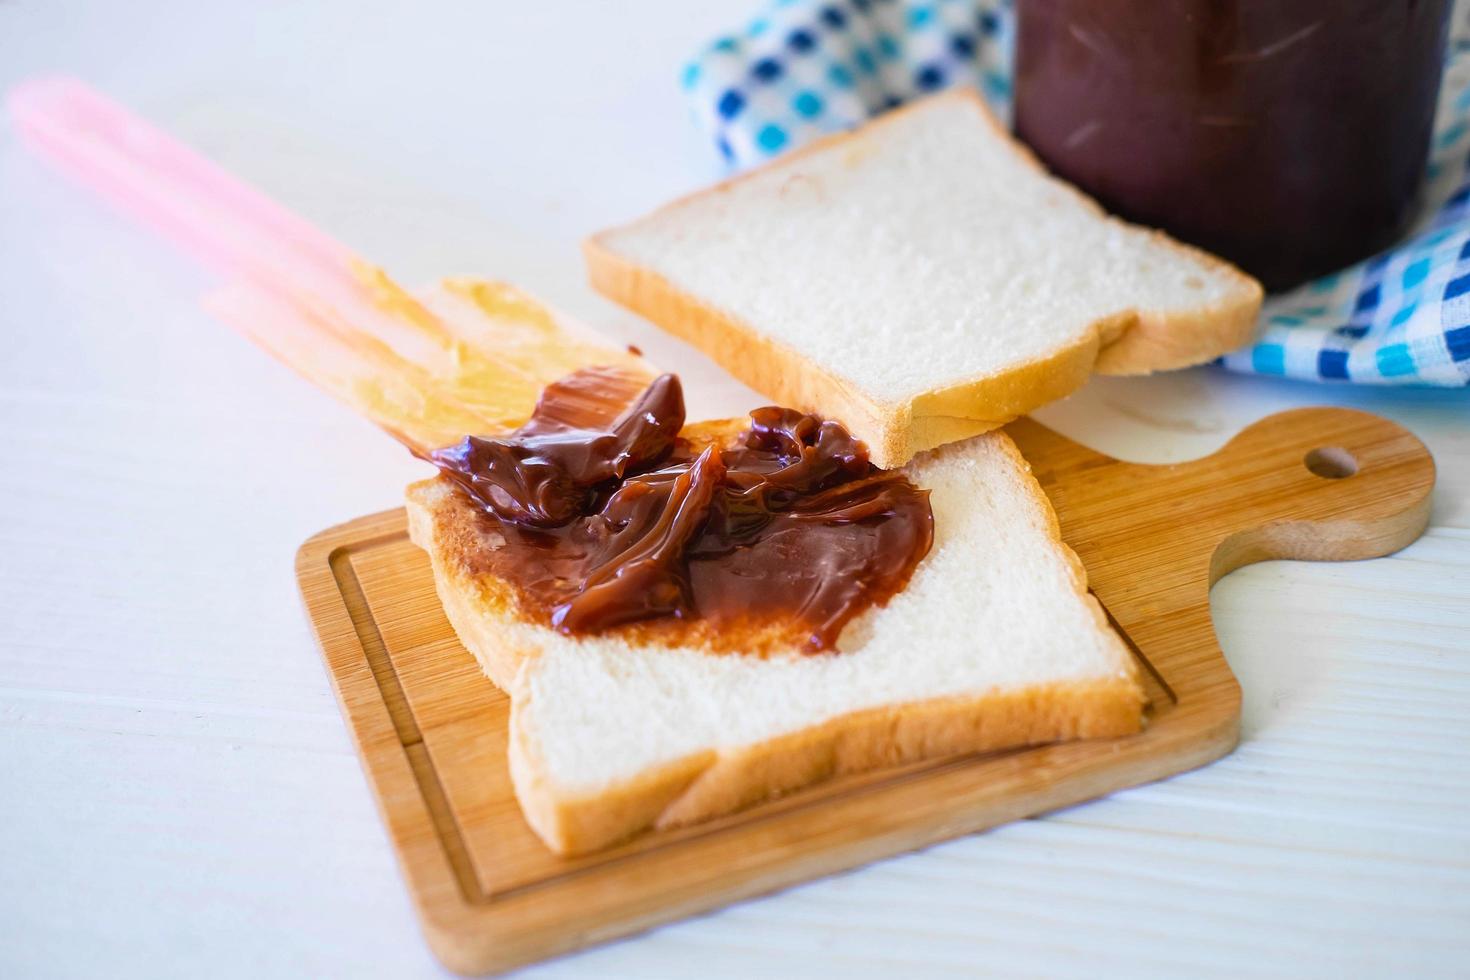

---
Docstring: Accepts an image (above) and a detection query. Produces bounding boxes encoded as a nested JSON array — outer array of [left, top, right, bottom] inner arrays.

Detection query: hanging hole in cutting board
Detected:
[[1304, 446, 1358, 480]]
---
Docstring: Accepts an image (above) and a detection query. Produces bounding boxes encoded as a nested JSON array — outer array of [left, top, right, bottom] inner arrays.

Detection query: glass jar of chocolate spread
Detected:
[[1014, 0, 1452, 291]]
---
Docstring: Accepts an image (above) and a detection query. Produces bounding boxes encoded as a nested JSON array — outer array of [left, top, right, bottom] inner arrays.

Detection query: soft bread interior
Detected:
[[407, 428, 1144, 855], [586, 90, 1260, 467]]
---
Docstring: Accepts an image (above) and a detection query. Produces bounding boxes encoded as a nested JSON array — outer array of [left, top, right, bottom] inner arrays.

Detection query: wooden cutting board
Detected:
[[296, 406, 1433, 975]]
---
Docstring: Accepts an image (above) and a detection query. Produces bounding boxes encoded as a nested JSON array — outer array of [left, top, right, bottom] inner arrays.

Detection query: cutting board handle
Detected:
[[1179, 407, 1436, 583], [1015, 406, 1435, 586]]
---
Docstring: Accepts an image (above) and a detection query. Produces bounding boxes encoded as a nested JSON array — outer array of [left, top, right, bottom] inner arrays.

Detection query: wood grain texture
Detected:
[[295, 407, 1433, 975]]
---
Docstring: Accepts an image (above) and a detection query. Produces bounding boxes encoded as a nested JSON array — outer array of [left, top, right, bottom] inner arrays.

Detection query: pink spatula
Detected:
[[7, 75, 646, 450]]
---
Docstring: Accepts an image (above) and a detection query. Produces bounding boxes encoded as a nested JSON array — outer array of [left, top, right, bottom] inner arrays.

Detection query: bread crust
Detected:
[[584, 88, 1261, 469], [406, 426, 1145, 856], [513, 678, 1142, 856]]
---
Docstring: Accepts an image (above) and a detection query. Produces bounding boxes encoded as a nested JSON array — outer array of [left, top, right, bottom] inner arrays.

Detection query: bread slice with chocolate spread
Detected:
[[407, 417, 1143, 856]]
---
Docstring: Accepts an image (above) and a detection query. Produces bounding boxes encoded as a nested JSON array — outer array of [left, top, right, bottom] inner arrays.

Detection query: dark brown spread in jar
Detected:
[[1015, 0, 1451, 291], [426, 368, 934, 653]]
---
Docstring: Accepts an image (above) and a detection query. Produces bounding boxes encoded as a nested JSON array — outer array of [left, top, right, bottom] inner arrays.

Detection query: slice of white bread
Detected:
[[585, 90, 1262, 468], [406, 425, 1144, 855]]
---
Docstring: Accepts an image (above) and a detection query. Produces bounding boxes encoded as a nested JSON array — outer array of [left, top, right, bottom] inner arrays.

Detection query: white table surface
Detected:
[[2, 3, 1468, 977]]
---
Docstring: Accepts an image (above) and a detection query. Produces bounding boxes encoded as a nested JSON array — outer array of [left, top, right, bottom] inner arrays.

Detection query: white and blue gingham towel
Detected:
[[681, 0, 1470, 386]]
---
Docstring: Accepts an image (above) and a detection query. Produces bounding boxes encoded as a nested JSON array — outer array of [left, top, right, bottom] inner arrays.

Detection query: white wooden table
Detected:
[[2, 3, 1467, 977]]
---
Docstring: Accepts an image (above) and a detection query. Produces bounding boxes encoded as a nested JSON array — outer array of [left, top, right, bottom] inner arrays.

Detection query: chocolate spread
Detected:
[[427, 369, 934, 652]]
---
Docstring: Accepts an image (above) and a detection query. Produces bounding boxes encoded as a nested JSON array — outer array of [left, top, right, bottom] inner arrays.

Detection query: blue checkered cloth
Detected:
[[682, 0, 1470, 386]]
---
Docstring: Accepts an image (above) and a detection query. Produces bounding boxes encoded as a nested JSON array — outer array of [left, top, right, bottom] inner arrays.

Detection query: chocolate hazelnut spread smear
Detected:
[[427, 369, 934, 652]]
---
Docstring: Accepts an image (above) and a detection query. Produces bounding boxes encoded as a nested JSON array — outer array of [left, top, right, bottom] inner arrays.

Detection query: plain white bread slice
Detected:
[[585, 89, 1262, 468], [406, 428, 1145, 855]]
